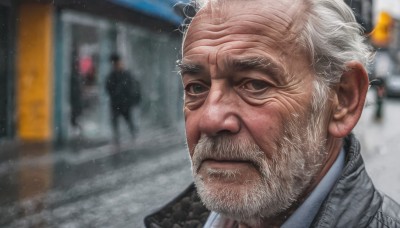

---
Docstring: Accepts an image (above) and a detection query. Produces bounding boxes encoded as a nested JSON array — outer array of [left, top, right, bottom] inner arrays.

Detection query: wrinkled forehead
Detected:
[[187, 0, 308, 35], [199, 0, 303, 16], [182, 0, 310, 58]]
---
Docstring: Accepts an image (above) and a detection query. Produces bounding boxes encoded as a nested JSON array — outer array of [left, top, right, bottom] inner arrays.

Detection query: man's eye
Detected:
[[185, 83, 209, 95], [242, 80, 269, 91]]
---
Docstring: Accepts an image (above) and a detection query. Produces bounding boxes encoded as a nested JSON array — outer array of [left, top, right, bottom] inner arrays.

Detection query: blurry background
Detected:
[[0, 0, 399, 227], [0, 0, 186, 144]]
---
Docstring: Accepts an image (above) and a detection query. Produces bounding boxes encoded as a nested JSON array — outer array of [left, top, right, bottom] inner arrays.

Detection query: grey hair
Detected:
[[300, 0, 373, 86], [181, 0, 373, 88]]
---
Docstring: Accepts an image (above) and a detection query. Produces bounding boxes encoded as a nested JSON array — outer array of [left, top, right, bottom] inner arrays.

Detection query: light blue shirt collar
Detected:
[[204, 148, 345, 228]]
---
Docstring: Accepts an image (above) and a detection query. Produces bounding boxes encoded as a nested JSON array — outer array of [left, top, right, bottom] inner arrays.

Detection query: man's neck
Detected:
[[308, 137, 343, 193]]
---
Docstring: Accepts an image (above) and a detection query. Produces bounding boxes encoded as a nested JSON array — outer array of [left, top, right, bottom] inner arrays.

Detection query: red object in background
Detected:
[[79, 56, 93, 76], [79, 56, 96, 85]]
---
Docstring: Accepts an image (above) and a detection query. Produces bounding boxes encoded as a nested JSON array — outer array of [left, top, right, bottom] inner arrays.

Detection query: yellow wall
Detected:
[[17, 3, 53, 141]]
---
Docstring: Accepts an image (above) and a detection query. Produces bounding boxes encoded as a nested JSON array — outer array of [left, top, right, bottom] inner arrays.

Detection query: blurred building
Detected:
[[0, 0, 188, 144], [0, 0, 15, 140], [371, 0, 400, 82], [374, 0, 400, 20], [345, 0, 374, 33]]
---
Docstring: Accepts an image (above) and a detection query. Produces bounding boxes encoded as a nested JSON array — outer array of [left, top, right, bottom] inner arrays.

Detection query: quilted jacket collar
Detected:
[[145, 134, 387, 227], [310, 133, 382, 227]]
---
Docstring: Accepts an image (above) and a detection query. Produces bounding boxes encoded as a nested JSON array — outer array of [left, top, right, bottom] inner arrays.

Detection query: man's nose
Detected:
[[198, 90, 241, 136]]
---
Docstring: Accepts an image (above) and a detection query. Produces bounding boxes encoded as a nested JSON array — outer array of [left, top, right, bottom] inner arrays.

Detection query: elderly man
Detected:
[[145, 0, 400, 227]]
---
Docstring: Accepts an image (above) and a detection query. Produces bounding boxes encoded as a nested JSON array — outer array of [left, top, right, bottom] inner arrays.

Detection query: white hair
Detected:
[[300, 0, 373, 86], [181, 0, 373, 88]]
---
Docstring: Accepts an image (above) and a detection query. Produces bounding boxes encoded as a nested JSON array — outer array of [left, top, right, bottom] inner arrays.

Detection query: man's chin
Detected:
[[193, 166, 294, 223], [194, 176, 266, 223], [197, 177, 249, 193]]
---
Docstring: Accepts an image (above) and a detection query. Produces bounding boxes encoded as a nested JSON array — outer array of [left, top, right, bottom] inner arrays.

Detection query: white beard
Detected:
[[191, 110, 328, 224]]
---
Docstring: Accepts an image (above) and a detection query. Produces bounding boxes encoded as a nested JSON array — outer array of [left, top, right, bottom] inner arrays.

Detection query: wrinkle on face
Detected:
[[184, 15, 292, 48], [183, 2, 311, 76], [184, 0, 309, 54], [183, 0, 315, 152], [184, 20, 291, 57], [182, 0, 333, 223]]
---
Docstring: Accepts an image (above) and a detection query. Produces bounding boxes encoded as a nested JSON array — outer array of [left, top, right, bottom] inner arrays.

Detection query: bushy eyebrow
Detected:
[[178, 62, 205, 76], [178, 56, 288, 82], [229, 57, 286, 82]]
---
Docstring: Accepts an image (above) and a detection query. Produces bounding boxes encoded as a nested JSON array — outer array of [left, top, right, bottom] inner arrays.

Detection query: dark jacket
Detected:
[[106, 70, 141, 111], [70, 72, 83, 116], [144, 134, 400, 227]]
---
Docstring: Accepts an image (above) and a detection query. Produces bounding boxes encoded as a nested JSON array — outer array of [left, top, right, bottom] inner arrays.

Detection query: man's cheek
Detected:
[[183, 106, 189, 121], [185, 132, 196, 159], [185, 117, 201, 150], [188, 146, 195, 159]]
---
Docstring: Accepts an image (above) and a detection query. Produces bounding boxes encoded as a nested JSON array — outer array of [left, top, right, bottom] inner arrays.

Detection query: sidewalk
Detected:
[[354, 90, 400, 202], [0, 125, 186, 177], [0, 125, 189, 227]]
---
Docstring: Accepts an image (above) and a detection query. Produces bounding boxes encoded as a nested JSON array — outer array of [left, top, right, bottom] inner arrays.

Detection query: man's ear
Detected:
[[328, 61, 369, 138]]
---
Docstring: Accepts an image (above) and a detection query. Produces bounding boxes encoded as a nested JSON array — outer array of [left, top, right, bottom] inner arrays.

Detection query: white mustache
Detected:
[[192, 135, 266, 173]]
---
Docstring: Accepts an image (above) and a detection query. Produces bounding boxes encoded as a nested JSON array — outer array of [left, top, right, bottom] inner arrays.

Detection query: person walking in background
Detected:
[[372, 50, 391, 122], [70, 58, 83, 136], [374, 78, 385, 121], [106, 53, 141, 144]]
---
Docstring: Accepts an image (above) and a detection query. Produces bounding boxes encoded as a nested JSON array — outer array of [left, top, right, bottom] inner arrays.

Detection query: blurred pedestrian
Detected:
[[373, 78, 385, 121], [372, 50, 391, 122], [70, 58, 83, 136], [105, 53, 141, 144], [145, 0, 400, 227]]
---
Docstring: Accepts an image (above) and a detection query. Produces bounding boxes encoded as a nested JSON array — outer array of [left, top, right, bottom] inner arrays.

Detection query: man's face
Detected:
[[181, 0, 329, 222]]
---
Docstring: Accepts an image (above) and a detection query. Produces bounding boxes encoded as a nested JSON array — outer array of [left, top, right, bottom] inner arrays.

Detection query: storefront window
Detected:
[[59, 11, 183, 144]]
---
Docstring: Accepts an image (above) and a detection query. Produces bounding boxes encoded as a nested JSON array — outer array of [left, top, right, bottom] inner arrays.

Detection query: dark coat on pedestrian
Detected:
[[105, 69, 140, 112], [144, 134, 400, 227], [70, 72, 83, 127]]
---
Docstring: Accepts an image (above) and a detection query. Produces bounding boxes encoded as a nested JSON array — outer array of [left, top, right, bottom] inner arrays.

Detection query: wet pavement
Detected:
[[354, 91, 400, 202], [0, 126, 191, 228]]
